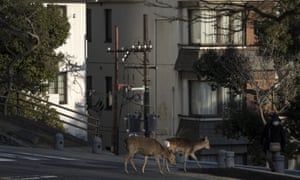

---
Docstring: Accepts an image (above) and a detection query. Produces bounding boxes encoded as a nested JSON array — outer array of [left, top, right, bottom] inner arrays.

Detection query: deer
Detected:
[[124, 136, 176, 174], [164, 136, 210, 173]]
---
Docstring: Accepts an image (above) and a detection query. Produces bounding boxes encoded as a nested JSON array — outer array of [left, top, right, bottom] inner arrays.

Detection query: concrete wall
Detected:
[[47, 2, 88, 140]]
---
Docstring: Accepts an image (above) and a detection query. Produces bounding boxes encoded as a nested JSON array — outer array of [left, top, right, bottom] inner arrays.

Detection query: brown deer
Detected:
[[164, 136, 210, 173], [124, 136, 176, 174]]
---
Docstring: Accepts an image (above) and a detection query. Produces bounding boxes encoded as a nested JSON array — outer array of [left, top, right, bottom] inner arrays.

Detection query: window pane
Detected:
[[190, 81, 217, 115], [105, 76, 112, 110], [49, 80, 58, 94], [218, 15, 230, 44], [58, 73, 67, 104], [189, 9, 244, 45], [105, 9, 112, 42], [232, 12, 243, 44], [86, 8, 92, 42], [190, 10, 216, 44]]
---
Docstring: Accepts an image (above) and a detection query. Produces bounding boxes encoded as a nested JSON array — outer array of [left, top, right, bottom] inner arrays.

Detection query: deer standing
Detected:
[[164, 136, 210, 173], [124, 136, 176, 174]]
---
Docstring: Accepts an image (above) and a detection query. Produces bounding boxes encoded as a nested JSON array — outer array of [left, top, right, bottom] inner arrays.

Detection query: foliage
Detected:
[[0, 91, 65, 131], [0, 0, 69, 130], [193, 0, 300, 161], [0, 0, 70, 93], [193, 48, 250, 94], [216, 109, 266, 165], [217, 109, 263, 141]]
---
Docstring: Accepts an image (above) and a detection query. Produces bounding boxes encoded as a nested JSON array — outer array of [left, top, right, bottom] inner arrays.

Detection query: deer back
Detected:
[[125, 136, 165, 156]]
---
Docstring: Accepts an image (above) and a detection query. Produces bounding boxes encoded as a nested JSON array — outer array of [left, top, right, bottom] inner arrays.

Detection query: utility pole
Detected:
[[107, 16, 153, 143], [143, 14, 150, 137], [112, 26, 119, 154]]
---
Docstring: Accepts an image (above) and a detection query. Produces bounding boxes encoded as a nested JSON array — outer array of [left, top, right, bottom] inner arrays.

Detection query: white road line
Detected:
[[0, 152, 46, 161], [0, 157, 15, 162], [0, 151, 77, 162], [0, 175, 58, 179], [17, 152, 77, 161]]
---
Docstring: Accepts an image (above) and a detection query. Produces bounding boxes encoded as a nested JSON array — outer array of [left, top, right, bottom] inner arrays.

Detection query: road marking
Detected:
[[0, 157, 15, 162], [0, 151, 77, 162], [0, 175, 58, 179], [16, 152, 77, 161]]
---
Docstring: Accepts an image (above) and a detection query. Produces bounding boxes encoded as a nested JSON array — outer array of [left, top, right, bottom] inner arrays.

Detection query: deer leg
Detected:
[[183, 153, 188, 173], [164, 159, 170, 173], [154, 155, 163, 175], [130, 157, 137, 172], [190, 152, 201, 168], [142, 156, 149, 174], [124, 154, 129, 174], [125, 153, 137, 173]]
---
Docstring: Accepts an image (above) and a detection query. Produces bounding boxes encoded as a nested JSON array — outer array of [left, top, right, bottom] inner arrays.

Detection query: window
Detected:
[[49, 72, 67, 104], [189, 81, 230, 115], [86, 76, 92, 107], [86, 8, 92, 42], [105, 9, 112, 43], [189, 9, 244, 45], [105, 76, 112, 110]]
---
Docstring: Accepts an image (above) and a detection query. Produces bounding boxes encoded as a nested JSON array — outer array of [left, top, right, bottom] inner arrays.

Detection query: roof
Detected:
[[175, 48, 199, 72]]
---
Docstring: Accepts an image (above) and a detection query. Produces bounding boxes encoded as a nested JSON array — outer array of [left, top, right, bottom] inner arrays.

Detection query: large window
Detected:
[[189, 81, 231, 115], [49, 72, 67, 104], [105, 9, 112, 43], [86, 8, 92, 42], [189, 9, 244, 45], [105, 76, 112, 110]]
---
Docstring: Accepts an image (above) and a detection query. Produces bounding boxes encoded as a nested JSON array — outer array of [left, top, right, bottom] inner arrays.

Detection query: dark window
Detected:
[[86, 76, 92, 107], [49, 72, 68, 104], [105, 76, 112, 110], [86, 8, 92, 42], [105, 9, 112, 43]]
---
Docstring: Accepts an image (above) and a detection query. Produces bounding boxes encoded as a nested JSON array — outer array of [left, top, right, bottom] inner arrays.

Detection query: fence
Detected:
[[0, 90, 100, 139]]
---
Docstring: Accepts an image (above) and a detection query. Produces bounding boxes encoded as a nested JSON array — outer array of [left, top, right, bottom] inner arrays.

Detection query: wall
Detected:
[[47, 2, 88, 140]]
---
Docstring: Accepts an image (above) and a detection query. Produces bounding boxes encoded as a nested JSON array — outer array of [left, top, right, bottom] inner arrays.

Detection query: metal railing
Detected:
[[0, 90, 101, 139]]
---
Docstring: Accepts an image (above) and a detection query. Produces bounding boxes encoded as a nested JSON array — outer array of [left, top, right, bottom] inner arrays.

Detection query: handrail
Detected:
[[14, 90, 100, 123], [0, 90, 101, 138]]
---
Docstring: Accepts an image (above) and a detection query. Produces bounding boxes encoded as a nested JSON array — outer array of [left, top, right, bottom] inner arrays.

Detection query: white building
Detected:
[[43, 1, 89, 140]]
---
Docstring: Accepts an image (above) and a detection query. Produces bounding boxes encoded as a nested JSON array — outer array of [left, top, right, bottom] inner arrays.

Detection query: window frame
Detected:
[[49, 72, 68, 105], [188, 8, 245, 46], [188, 80, 231, 117], [104, 9, 112, 43]]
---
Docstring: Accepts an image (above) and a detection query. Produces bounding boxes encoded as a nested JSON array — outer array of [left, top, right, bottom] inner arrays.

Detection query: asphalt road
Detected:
[[0, 145, 238, 180], [1, 145, 300, 180]]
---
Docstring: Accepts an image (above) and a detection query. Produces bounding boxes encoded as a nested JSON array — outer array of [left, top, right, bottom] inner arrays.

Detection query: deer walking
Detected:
[[124, 136, 176, 174], [164, 136, 210, 173]]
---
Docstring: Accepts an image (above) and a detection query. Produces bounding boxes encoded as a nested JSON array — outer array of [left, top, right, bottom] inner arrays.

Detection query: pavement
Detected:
[[1, 145, 300, 180]]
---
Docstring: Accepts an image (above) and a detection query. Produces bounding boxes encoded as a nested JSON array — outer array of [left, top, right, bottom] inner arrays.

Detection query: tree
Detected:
[[0, 0, 70, 114], [192, 0, 300, 160], [146, 0, 300, 160]]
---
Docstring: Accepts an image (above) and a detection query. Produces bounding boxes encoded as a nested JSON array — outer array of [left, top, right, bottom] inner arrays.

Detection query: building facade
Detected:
[[43, 1, 89, 140], [84, 0, 281, 164]]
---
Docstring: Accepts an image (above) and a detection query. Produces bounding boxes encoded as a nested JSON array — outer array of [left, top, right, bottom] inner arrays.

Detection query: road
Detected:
[[0, 145, 237, 180]]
